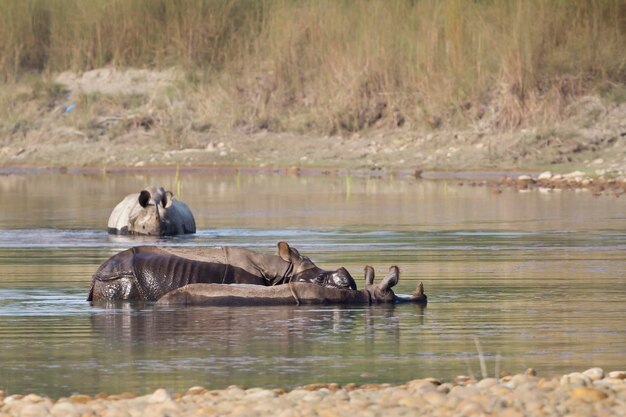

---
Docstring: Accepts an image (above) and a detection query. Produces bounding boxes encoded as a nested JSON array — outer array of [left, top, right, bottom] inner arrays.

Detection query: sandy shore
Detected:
[[2, 369, 625, 417]]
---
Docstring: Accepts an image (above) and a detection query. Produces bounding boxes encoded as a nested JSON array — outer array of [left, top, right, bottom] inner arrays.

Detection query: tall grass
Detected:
[[1, 0, 624, 132]]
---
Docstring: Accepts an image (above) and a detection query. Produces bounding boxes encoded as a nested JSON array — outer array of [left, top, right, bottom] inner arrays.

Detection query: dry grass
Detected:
[[1, 0, 624, 133]]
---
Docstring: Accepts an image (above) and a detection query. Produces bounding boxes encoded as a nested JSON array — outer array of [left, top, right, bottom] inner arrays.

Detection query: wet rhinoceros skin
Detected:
[[156, 266, 427, 306], [88, 242, 357, 302]]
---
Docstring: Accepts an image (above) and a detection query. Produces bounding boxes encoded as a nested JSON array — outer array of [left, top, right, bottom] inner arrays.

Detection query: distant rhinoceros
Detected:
[[157, 266, 427, 306], [88, 242, 357, 302], [107, 186, 196, 236]]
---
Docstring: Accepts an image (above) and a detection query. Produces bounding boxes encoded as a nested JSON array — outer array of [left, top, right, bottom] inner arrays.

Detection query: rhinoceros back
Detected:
[[87, 247, 139, 301], [107, 193, 138, 234], [89, 247, 240, 301], [132, 249, 231, 300]]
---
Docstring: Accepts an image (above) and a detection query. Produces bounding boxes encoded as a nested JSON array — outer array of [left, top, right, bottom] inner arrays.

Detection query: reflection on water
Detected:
[[0, 172, 625, 397]]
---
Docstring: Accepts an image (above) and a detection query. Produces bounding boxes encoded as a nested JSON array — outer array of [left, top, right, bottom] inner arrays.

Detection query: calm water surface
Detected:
[[0, 172, 624, 397]]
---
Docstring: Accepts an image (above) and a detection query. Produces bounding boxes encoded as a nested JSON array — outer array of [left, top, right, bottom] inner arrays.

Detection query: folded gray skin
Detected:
[[157, 266, 427, 306], [88, 242, 357, 302]]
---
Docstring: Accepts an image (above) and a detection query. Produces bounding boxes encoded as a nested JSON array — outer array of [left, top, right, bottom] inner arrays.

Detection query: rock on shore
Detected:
[[1, 368, 626, 417]]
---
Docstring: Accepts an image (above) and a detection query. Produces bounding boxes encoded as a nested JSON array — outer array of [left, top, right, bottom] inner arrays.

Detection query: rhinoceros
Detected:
[[88, 242, 356, 302], [157, 266, 427, 306], [107, 186, 196, 236]]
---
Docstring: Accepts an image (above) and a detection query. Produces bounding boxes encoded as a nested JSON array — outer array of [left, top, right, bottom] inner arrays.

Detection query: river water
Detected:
[[0, 171, 624, 397]]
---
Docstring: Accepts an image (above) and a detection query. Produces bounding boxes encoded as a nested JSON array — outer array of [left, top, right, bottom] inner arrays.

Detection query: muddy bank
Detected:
[[1, 369, 625, 417], [1, 69, 625, 182]]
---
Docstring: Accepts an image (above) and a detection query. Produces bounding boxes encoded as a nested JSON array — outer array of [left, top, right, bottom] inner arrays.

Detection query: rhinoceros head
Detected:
[[277, 242, 357, 290], [363, 265, 399, 303], [129, 187, 175, 236]]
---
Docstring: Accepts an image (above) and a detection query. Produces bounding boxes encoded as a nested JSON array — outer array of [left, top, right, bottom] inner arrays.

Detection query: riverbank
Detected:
[[2, 369, 625, 417], [1, 67, 625, 182]]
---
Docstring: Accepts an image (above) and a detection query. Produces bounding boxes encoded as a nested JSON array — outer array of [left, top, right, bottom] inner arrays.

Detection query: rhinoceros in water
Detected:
[[88, 242, 357, 302], [107, 186, 196, 236], [157, 266, 427, 306]]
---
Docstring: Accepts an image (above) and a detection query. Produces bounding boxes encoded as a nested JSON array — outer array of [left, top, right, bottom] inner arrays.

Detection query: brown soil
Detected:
[[1, 69, 625, 179]]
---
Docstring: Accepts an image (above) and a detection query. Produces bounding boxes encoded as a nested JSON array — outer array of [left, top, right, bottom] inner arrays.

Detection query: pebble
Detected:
[[18, 404, 50, 417], [437, 383, 453, 394], [570, 387, 609, 402], [2, 370, 626, 416], [49, 402, 80, 417], [21, 395, 44, 403], [475, 378, 498, 390], [498, 173, 626, 197], [422, 390, 447, 406], [146, 388, 171, 403], [454, 375, 472, 384], [246, 389, 277, 400], [561, 372, 593, 388], [406, 379, 438, 394], [583, 367, 605, 381], [67, 394, 91, 404], [608, 371, 626, 380], [499, 409, 524, 417], [569, 170, 588, 177], [185, 386, 206, 396], [538, 171, 552, 180], [397, 396, 427, 408]]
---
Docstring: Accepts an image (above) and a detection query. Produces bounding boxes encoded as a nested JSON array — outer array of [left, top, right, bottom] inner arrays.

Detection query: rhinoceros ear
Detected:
[[278, 241, 290, 261], [278, 242, 300, 262], [138, 190, 151, 208], [163, 191, 174, 208], [379, 266, 399, 291]]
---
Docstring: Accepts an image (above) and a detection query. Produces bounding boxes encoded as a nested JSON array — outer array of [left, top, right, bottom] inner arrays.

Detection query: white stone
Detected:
[[22, 394, 45, 403], [538, 171, 552, 180], [245, 389, 277, 400], [50, 401, 81, 417], [608, 371, 626, 380], [423, 390, 447, 406], [564, 170, 586, 178], [583, 367, 605, 381], [560, 372, 592, 387], [147, 388, 172, 403], [476, 378, 499, 389], [19, 403, 50, 417]]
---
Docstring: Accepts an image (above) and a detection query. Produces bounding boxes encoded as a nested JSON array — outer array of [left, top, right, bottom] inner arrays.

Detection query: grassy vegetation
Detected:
[[1, 0, 624, 133]]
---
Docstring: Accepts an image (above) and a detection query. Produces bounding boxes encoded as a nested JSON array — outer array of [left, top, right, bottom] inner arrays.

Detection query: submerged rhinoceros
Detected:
[[157, 266, 427, 306], [107, 186, 196, 236], [88, 242, 356, 302]]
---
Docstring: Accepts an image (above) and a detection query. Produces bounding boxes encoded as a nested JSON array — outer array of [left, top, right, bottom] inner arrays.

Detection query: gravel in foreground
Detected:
[[2, 368, 625, 417]]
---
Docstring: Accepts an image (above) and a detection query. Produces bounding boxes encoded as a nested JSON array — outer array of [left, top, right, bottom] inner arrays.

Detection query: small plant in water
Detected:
[[463, 336, 502, 380]]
